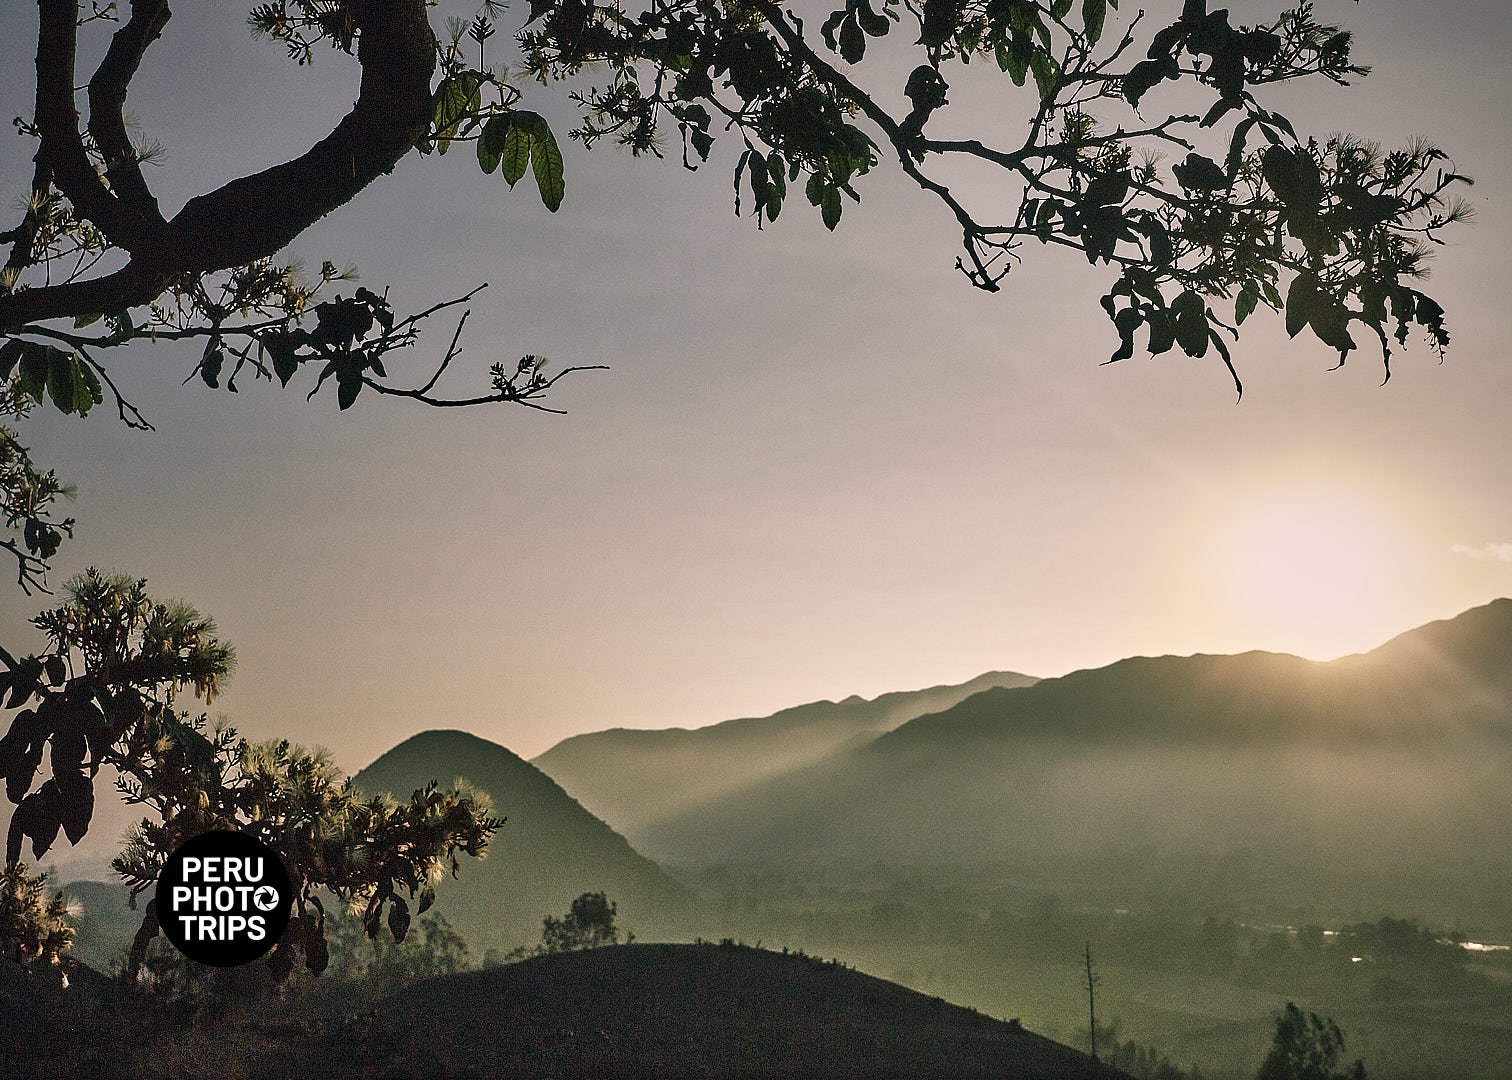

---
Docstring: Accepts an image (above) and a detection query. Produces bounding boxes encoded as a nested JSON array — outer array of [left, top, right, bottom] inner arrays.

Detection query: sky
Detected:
[[2, 0, 1511, 790]]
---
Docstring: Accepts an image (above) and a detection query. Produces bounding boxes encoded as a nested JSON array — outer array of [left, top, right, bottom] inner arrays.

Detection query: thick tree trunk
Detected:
[[0, 0, 437, 332]]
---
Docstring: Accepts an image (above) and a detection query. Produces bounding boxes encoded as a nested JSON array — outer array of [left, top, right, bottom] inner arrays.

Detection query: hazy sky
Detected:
[[2, 1, 1510, 774]]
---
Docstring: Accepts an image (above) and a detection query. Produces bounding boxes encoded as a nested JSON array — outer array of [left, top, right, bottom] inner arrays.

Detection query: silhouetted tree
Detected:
[[540, 891, 623, 953], [1256, 1002, 1366, 1080], [1084, 941, 1101, 1060], [1096, 1019, 1207, 1080]]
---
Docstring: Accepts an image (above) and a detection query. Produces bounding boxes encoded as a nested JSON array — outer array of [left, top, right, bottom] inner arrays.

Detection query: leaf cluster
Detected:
[[112, 729, 501, 986], [0, 380, 76, 595], [506, 0, 1468, 392], [0, 861, 74, 971], [0, 570, 232, 869], [0, 570, 502, 986]]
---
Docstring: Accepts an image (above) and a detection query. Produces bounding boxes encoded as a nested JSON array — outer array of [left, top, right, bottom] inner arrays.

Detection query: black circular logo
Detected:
[[155, 830, 294, 966]]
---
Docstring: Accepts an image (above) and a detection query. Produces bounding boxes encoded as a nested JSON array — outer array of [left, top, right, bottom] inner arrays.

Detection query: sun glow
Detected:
[[1216, 483, 1409, 658]]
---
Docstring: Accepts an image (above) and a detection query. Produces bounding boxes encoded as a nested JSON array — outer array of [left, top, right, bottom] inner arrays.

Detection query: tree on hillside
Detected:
[[540, 890, 624, 952], [1256, 1002, 1366, 1080]]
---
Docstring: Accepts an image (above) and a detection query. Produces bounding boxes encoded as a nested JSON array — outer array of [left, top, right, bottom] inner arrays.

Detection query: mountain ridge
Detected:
[[354, 729, 691, 952], [625, 599, 1512, 925], [531, 670, 1038, 835]]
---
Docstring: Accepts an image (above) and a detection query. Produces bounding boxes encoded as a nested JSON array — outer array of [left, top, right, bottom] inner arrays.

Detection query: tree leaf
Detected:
[[748, 150, 770, 221], [1082, 170, 1130, 207], [200, 348, 224, 389], [1171, 289, 1208, 356], [1172, 152, 1228, 193], [1082, 0, 1106, 46], [919, 0, 957, 48], [1110, 307, 1140, 362], [527, 114, 565, 212], [501, 120, 531, 187], [1284, 272, 1317, 339], [17, 343, 49, 404], [387, 895, 411, 943], [838, 16, 865, 63], [1122, 58, 1168, 105], [1147, 310, 1175, 355], [806, 172, 825, 207], [432, 72, 481, 155], [336, 371, 362, 411], [55, 769, 93, 846], [267, 337, 299, 388], [0, 338, 24, 381], [477, 115, 508, 174], [45, 350, 102, 417], [1235, 286, 1258, 325], [821, 185, 842, 230], [1029, 50, 1060, 102], [856, 0, 889, 37]]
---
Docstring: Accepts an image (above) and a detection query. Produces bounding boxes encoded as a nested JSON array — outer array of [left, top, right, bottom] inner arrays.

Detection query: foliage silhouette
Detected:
[[324, 906, 474, 984], [0, 0, 1473, 588], [1256, 1002, 1367, 1080], [0, 571, 502, 985], [0, 861, 74, 972], [539, 889, 624, 953]]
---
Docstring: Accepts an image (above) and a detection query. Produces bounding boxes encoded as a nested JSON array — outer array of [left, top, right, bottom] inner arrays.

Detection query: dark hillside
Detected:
[[303, 942, 1133, 1079], [0, 946, 1133, 1079]]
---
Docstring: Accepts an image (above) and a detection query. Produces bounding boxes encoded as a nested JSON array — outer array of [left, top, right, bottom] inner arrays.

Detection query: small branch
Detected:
[[0, 159, 55, 297], [365, 364, 608, 412], [415, 308, 471, 396], [77, 345, 155, 431], [1, 537, 51, 595], [0, 261, 166, 331]]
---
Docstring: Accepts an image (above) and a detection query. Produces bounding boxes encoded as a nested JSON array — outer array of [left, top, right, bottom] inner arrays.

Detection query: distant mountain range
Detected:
[[532, 670, 1037, 835], [353, 730, 692, 953], [542, 600, 1512, 928]]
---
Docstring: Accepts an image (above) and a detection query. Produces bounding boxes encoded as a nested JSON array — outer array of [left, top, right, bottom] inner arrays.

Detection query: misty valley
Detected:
[[22, 599, 1512, 1078]]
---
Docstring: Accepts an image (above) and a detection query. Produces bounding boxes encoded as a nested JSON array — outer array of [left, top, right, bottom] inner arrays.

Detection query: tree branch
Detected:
[[161, 0, 437, 274], [1, 0, 439, 333], [86, 0, 172, 224], [33, 0, 148, 250]]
